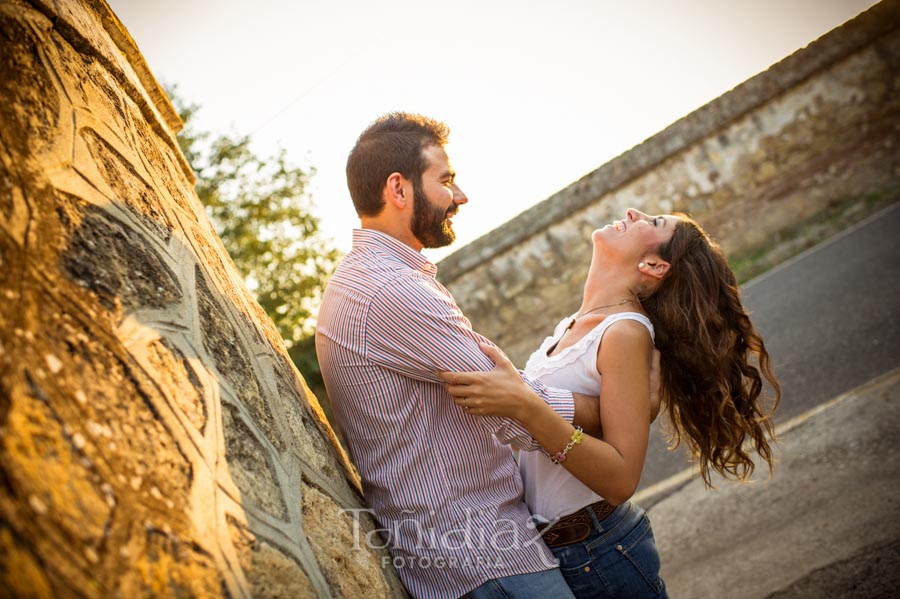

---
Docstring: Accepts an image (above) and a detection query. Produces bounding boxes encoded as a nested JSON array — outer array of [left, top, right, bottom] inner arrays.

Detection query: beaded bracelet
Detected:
[[551, 425, 584, 465]]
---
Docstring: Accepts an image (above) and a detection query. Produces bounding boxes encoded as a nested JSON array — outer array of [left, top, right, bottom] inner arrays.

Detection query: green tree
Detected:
[[168, 86, 338, 396]]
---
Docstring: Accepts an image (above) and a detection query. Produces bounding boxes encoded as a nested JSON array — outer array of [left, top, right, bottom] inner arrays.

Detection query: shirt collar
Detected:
[[352, 229, 438, 278]]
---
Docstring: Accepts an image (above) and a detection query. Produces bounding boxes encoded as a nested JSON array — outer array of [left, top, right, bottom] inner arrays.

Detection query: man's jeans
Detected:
[[465, 568, 576, 599]]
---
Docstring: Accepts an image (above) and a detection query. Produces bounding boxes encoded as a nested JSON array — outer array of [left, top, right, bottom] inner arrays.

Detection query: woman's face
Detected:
[[593, 208, 681, 256]]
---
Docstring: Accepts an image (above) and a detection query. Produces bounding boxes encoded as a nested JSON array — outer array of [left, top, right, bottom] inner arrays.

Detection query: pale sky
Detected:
[[108, 0, 878, 262]]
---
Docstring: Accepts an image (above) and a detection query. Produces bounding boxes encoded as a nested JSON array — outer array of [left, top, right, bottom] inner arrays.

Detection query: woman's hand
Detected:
[[438, 343, 544, 421]]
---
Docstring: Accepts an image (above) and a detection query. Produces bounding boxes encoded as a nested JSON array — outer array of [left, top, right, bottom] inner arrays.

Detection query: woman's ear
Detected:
[[384, 172, 409, 209], [639, 255, 671, 280]]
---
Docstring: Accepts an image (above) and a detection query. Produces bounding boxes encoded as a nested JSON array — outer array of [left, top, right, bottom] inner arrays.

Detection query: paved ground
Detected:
[[640, 368, 900, 598]]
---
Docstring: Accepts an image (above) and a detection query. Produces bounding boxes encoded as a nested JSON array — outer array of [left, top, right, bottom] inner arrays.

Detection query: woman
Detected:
[[440, 208, 780, 598]]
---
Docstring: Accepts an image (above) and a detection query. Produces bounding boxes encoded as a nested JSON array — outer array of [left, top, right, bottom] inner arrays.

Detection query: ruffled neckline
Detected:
[[525, 312, 654, 375]]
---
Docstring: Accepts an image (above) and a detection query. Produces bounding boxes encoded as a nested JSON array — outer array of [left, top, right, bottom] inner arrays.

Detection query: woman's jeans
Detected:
[[549, 501, 668, 599]]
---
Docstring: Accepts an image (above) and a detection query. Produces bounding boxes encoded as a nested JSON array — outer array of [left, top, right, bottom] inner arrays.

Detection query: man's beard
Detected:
[[411, 180, 456, 249]]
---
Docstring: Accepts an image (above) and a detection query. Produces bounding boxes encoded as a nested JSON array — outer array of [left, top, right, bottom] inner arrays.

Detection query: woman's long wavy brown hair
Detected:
[[640, 214, 781, 486]]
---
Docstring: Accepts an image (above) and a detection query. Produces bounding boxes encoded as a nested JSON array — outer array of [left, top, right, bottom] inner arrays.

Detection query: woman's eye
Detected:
[[652, 217, 659, 226]]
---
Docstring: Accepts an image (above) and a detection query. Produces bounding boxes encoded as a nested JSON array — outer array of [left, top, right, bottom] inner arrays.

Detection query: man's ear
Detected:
[[384, 172, 409, 209], [639, 255, 671, 280]]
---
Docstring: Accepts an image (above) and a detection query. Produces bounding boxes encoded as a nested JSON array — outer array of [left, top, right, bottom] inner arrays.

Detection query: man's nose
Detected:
[[453, 184, 468, 205]]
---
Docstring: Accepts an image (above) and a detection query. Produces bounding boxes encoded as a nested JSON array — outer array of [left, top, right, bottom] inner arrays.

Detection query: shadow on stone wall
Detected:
[[0, 0, 406, 596]]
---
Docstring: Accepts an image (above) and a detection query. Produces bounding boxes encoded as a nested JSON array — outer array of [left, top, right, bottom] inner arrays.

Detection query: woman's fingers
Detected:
[[437, 370, 482, 386], [438, 343, 521, 419], [452, 396, 486, 416], [479, 342, 515, 371], [441, 376, 484, 401], [437, 343, 514, 390], [445, 383, 475, 399]]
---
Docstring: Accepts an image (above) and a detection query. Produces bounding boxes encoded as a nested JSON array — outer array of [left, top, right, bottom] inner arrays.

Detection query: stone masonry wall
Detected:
[[0, 0, 406, 596], [438, 0, 900, 367]]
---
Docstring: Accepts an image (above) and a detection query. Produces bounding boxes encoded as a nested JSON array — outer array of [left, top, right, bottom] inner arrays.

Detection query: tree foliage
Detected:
[[168, 87, 339, 351]]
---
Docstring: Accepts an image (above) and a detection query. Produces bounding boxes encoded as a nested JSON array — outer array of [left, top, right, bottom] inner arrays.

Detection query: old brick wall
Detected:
[[0, 0, 406, 597], [438, 0, 900, 367]]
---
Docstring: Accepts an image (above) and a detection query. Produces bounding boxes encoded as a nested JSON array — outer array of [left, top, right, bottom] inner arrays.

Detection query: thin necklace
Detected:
[[565, 299, 633, 331]]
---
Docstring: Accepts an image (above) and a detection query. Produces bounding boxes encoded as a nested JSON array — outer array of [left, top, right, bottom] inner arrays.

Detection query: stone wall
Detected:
[[0, 0, 406, 596], [438, 0, 900, 367]]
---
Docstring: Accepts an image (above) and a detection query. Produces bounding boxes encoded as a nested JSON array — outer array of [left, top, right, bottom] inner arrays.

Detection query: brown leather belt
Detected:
[[537, 500, 618, 548]]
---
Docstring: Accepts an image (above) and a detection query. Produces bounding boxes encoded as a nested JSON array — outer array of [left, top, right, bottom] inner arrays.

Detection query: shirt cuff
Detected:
[[523, 374, 575, 423]]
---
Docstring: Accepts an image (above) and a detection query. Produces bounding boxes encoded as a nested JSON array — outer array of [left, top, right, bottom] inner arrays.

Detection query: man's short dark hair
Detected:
[[346, 112, 450, 217]]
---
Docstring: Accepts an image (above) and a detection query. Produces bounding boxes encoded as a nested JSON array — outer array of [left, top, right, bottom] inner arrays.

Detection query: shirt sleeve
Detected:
[[366, 271, 574, 450]]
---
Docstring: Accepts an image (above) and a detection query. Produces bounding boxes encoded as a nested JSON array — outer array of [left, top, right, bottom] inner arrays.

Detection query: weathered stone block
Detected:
[[0, 0, 406, 596], [302, 482, 397, 599]]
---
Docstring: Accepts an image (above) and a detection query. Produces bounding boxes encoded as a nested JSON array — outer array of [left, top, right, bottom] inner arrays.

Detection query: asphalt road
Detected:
[[638, 201, 900, 493], [653, 367, 900, 598]]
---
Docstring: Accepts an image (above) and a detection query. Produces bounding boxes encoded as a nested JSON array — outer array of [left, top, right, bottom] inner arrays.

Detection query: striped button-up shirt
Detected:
[[316, 229, 575, 599]]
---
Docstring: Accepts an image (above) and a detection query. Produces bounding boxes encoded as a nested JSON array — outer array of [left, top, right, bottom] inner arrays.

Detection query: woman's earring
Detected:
[[639, 262, 645, 269]]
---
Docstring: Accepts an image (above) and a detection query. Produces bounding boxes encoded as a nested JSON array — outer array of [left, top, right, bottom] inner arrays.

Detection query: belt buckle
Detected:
[[543, 521, 592, 548], [539, 509, 595, 548]]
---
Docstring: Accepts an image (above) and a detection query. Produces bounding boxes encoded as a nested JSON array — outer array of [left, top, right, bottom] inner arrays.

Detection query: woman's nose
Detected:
[[626, 208, 647, 222]]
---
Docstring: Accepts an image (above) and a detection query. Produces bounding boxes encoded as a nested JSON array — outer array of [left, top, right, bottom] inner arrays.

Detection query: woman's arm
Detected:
[[440, 321, 655, 504]]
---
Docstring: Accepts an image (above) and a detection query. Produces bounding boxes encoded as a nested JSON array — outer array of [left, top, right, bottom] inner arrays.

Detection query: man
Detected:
[[316, 113, 597, 599]]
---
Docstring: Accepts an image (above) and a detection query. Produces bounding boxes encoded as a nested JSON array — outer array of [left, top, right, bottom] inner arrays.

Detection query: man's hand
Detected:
[[649, 348, 661, 423], [573, 393, 602, 438], [570, 348, 660, 435]]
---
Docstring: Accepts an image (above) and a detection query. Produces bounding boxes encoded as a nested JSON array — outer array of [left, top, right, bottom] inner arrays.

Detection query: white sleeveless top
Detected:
[[519, 312, 654, 522]]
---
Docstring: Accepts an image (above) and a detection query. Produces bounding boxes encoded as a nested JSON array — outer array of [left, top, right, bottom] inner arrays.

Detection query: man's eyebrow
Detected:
[[441, 170, 455, 180], [659, 216, 667, 226]]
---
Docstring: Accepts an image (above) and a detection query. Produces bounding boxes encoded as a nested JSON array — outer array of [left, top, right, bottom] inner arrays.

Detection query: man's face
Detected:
[[411, 145, 468, 249]]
